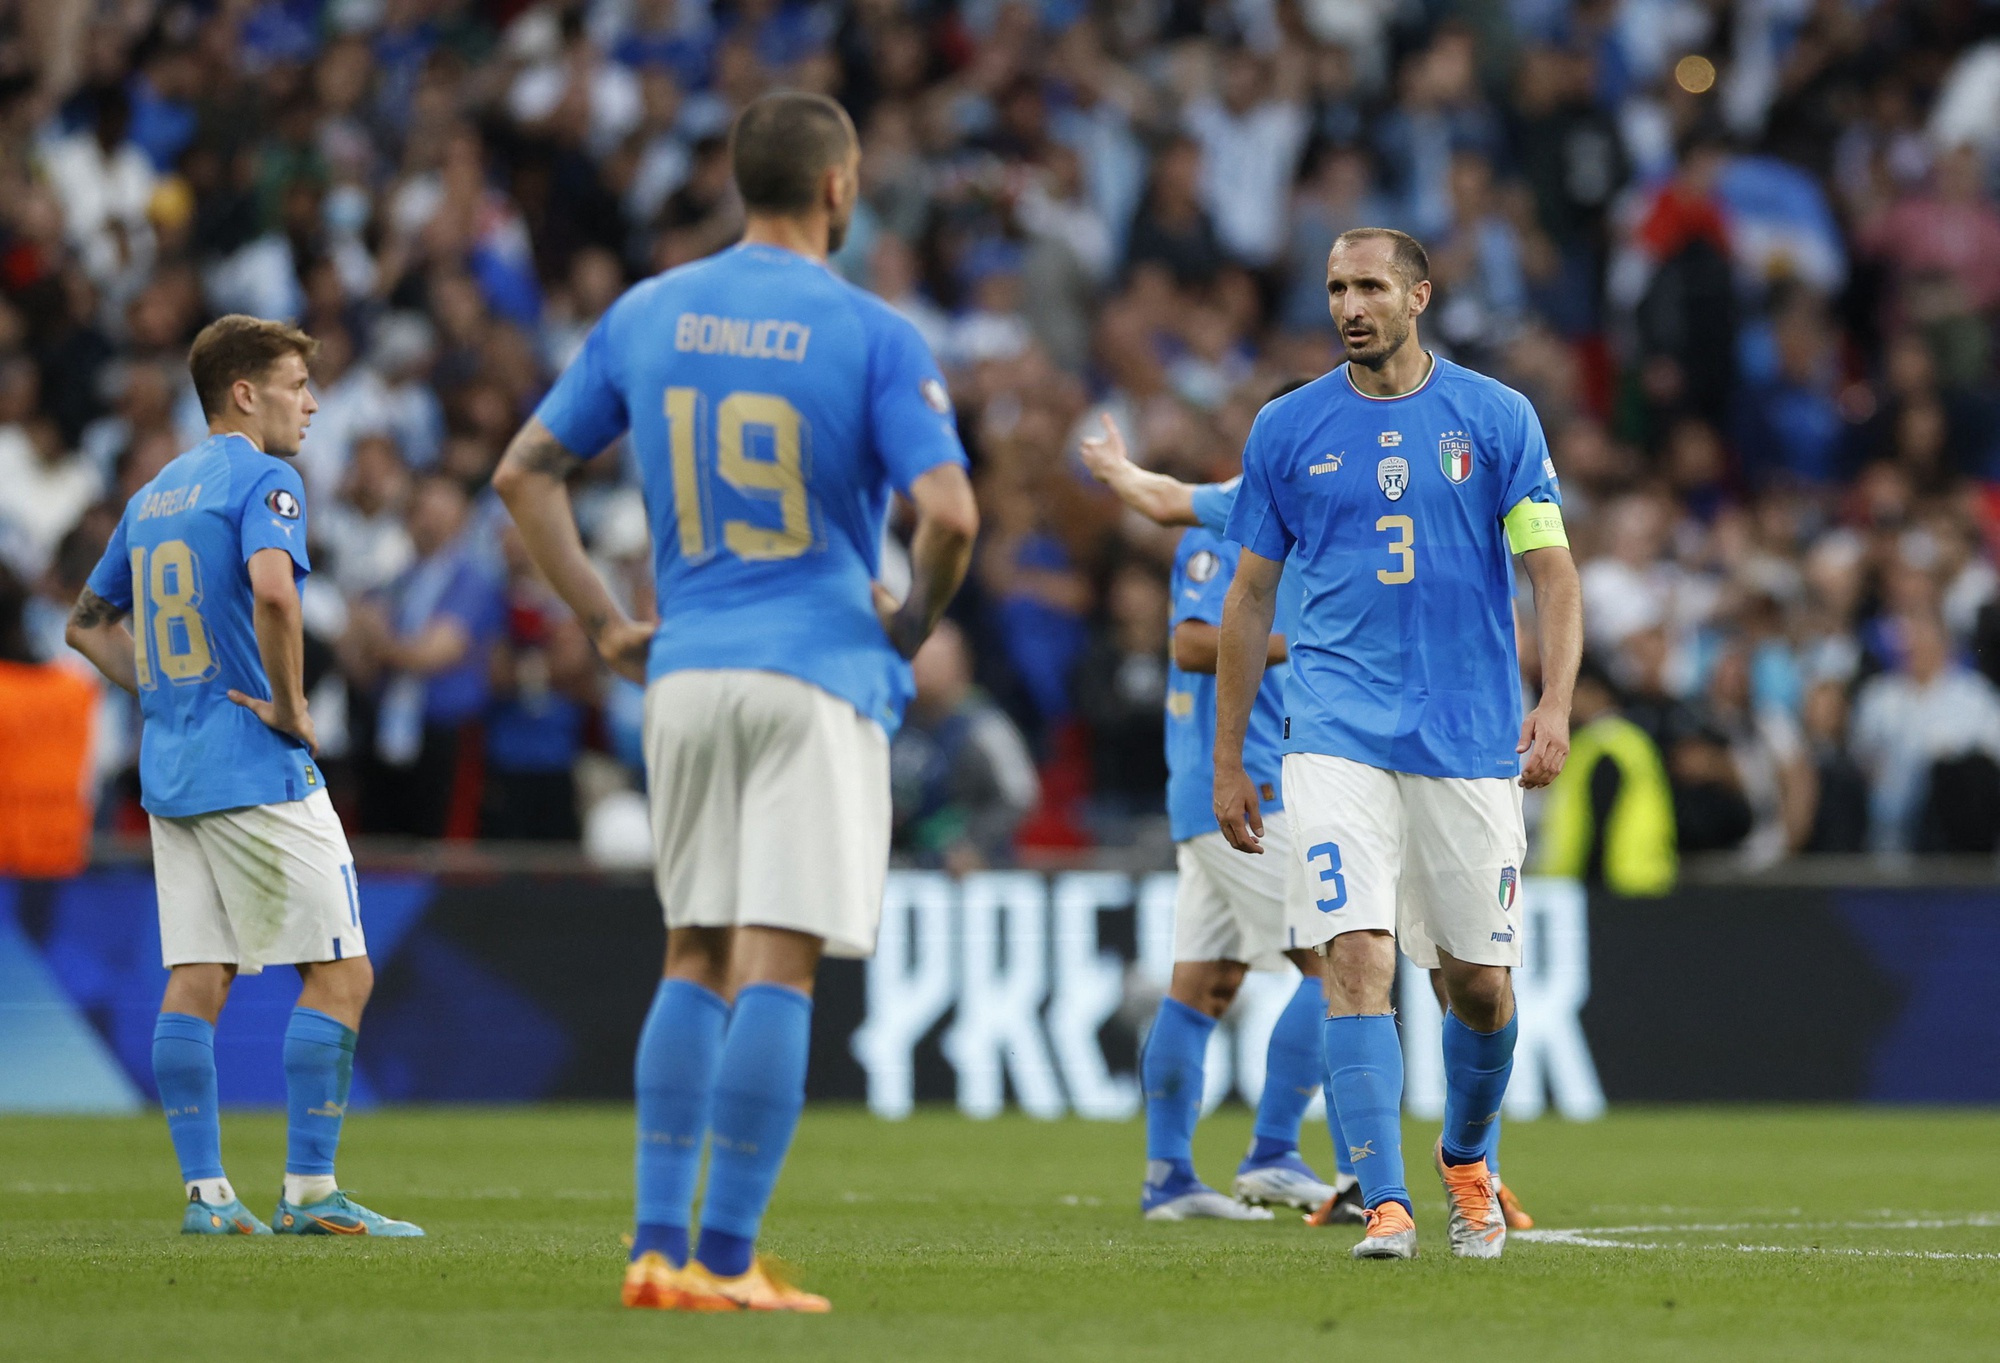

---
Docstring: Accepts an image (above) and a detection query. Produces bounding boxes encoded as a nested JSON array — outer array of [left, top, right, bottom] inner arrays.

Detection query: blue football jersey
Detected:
[[1224, 355, 1559, 779], [84, 433, 320, 817], [1165, 528, 1286, 842], [533, 243, 968, 733]]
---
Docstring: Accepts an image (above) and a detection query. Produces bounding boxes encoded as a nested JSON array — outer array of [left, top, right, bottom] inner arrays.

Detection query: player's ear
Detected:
[[1408, 278, 1432, 317], [231, 375, 257, 415]]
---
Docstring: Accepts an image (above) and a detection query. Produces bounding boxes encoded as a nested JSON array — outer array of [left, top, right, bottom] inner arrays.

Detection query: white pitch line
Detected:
[[1514, 1228, 2000, 1262]]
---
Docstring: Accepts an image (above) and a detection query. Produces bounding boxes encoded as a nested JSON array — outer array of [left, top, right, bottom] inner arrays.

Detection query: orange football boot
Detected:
[[1496, 1179, 1534, 1230], [1350, 1200, 1418, 1259], [621, 1251, 686, 1310], [679, 1257, 832, 1313]]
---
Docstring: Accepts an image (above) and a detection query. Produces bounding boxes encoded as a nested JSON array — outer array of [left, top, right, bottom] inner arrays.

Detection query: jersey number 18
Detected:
[[129, 540, 217, 688]]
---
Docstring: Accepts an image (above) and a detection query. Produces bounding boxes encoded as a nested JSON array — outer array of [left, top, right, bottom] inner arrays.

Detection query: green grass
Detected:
[[3, 1106, 1998, 1361]]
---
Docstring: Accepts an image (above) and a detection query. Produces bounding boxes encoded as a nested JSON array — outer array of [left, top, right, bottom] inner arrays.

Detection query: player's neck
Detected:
[[207, 420, 264, 453], [740, 213, 832, 263], [1346, 342, 1433, 399]]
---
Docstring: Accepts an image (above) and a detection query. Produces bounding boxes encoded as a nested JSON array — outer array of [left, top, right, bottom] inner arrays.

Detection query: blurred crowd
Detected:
[[5, 0, 2000, 869]]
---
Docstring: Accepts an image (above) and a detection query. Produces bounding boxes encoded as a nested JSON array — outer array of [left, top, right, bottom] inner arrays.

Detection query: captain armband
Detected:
[[1504, 498, 1569, 555]]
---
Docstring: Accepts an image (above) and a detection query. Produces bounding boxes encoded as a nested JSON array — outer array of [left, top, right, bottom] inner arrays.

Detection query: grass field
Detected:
[[4, 1105, 1998, 1362]]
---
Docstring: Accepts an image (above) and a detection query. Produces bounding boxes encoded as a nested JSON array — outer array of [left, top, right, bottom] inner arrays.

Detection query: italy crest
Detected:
[[1498, 865, 1518, 912], [1439, 430, 1473, 484]]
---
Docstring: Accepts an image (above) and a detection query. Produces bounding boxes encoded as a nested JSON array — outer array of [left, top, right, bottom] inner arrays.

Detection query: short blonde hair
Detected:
[[187, 315, 319, 418]]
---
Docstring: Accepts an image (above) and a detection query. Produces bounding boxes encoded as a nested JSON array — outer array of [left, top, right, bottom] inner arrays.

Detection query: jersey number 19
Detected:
[[665, 387, 815, 564]]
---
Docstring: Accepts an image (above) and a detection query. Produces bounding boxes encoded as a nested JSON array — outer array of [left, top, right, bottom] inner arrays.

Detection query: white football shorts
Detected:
[[1174, 808, 1303, 971], [151, 788, 364, 974], [643, 668, 891, 958], [1281, 752, 1526, 969]]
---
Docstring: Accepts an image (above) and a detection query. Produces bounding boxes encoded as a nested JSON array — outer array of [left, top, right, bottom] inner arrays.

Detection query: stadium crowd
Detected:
[[4, 0, 2000, 869]]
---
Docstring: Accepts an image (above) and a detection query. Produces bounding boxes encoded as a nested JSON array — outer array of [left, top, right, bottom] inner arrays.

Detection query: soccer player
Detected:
[[493, 93, 978, 1312], [65, 315, 420, 1238], [1080, 411, 1359, 1225], [1079, 425, 1535, 1233], [1215, 228, 1581, 1260]]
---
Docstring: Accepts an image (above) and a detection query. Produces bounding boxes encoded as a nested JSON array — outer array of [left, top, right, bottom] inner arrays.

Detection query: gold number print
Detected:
[[717, 392, 810, 560], [146, 540, 217, 682], [665, 386, 708, 560], [1376, 514, 1415, 584], [129, 546, 153, 689], [664, 387, 814, 563]]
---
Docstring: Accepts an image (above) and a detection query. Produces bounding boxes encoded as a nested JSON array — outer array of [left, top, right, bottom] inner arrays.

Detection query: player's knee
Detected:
[[1446, 967, 1511, 1029]]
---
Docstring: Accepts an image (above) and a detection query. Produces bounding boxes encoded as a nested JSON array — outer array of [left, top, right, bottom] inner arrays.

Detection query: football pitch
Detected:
[[4, 1106, 1997, 1362]]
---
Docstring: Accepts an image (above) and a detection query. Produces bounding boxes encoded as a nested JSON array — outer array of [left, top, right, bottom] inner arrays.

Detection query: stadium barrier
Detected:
[[2, 865, 1996, 1113]]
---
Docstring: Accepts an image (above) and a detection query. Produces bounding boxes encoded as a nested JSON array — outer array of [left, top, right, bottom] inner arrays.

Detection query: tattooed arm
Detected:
[[64, 588, 140, 696], [491, 417, 655, 683]]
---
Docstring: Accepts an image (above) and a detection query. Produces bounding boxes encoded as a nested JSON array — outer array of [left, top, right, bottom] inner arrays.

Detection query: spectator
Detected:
[[1123, 136, 1224, 287], [1073, 561, 1171, 825], [37, 83, 156, 296], [483, 529, 593, 841], [1534, 658, 1677, 895], [890, 619, 1040, 872], [1801, 679, 1870, 854], [342, 473, 505, 838], [1696, 643, 1816, 868], [1184, 47, 1309, 270], [1851, 611, 2000, 852], [0, 563, 96, 877]]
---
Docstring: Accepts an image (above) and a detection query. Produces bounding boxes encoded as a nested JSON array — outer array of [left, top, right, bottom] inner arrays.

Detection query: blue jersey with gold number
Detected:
[[85, 433, 319, 817], [1224, 355, 1560, 779], [533, 243, 968, 734], [1165, 527, 1286, 842]]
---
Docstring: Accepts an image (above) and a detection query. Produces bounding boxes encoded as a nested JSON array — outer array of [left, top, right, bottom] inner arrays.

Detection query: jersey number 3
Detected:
[[1375, 514, 1414, 584], [665, 387, 814, 563], [129, 540, 216, 689]]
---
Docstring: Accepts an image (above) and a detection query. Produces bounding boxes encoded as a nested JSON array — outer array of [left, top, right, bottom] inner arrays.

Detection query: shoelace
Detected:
[[1443, 1168, 1497, 1224]]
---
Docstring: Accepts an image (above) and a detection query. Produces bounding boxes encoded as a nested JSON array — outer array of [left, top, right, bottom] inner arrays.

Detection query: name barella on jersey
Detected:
[[1164, 527, 1286, 843], [85, 433, 320, 817], [534, 242, 968, 734], [1224, 355, 1562, 780]]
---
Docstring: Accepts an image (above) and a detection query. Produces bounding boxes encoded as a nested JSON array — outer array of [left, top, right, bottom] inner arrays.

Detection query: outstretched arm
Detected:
[[65, 588, 138, 696], [1213, 547, 1284, 852], [879, 463, 979, 659], [1077, 412, 1200, 527], [492, 417, 655, 683], [1518, 545, 1581, 788]]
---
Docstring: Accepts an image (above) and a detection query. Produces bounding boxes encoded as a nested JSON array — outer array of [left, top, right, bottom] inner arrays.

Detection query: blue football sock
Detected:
[[1322, 1051, 1354, 1179], [696, 984, 812, 1278], [1324, 1014, 1409, 1214], [153, 1013, 224, 1183], [1249, 976, 1324, 1160], [1441, 1010, 1517, 1167], [1486, 1113, 1503, 1181], [282, 1007, 356, 1178], [632, 978, 728, 1265], [1141, 997, 1215, 1181]]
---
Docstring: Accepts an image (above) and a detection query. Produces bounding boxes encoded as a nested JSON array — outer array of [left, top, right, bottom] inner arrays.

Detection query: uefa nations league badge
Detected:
[[1377, 456, 1409, 500]]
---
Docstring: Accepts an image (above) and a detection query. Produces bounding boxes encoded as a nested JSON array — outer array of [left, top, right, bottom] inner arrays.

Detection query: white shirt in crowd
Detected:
[[1851, 664, 2000, 851]]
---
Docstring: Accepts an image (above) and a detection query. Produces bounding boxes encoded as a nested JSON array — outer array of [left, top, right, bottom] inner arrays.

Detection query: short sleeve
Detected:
[[1222, 408, 1293, 561], [534, 306, 630, 458], [1498, 391, 1560, 515], [84, 511, 133, 611], [240, 461, 312, 576], [1170, 531, 1239, 628], [1189, 478, 1239, 536], [867, 306, 968, 492]]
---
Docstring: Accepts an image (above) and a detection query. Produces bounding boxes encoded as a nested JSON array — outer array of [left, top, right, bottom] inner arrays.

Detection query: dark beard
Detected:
[[1345, 313, 1411, 369]]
